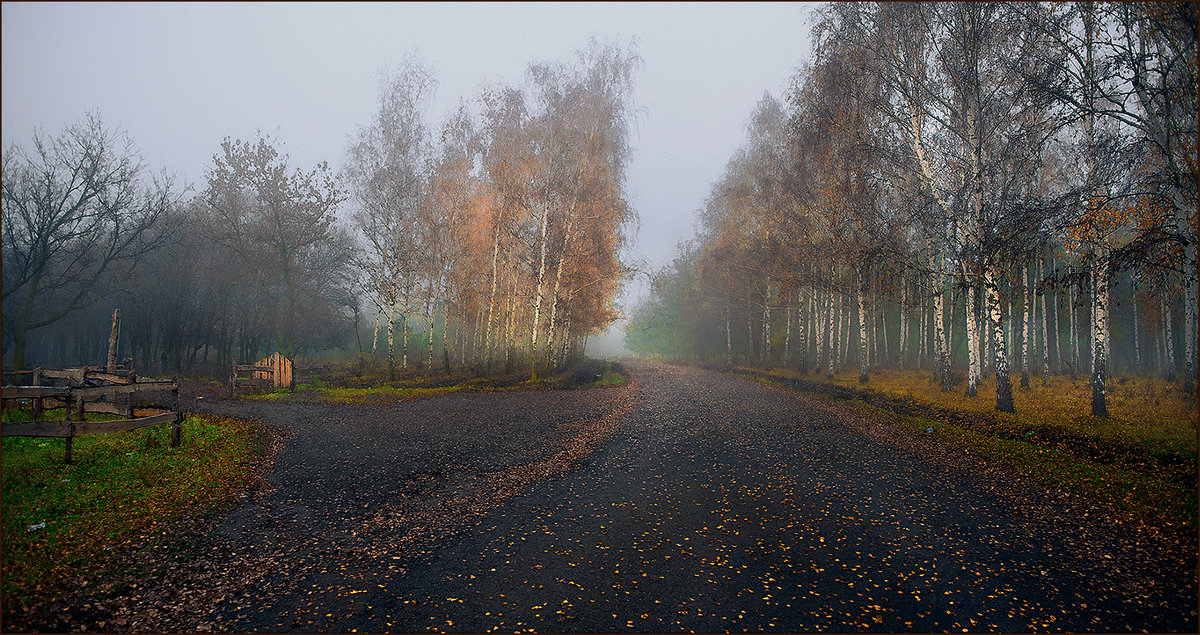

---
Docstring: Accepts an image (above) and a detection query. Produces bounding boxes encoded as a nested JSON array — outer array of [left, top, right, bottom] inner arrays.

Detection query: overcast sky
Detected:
[[2, 1, 816, 355]]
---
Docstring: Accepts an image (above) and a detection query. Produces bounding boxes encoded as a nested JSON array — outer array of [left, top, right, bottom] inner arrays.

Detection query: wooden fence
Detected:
[[230, 352, 293, 396], [1, 366, 181, 464]]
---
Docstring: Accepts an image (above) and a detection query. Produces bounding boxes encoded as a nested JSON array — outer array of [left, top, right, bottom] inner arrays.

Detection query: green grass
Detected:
[[1, 412, 267, 615], [3, 405, 124, 424], [590, 361, 630, 387], [249, 382, 466, 404], [246, 360, 630, 403], [744, 370, 1197, 530]]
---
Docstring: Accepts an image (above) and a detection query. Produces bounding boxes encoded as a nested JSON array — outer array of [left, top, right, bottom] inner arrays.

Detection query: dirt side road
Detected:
[[27, 362, 1196, 632]]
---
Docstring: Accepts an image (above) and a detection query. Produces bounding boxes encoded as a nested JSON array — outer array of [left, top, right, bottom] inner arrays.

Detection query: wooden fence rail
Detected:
[[1, 367, 181, 464]]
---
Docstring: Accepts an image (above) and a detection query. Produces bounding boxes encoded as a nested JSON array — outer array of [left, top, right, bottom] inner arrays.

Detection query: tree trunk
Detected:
[[747, 306, 756, 366], [933, 265, 950, 392], [763, 285, 772, 370], [841, 297, 851, 368], [1132, 292, 1141, 373], [107, 308, 121, 373], [1039, 259, 1049, 386], [920, 287, 928, 369], [857, 271, 869, 383], [784, 301, 792, 366], [899, 280, 908, 369], [529, 205, 550, 379], [801, 286, 811, 372], [1185, 279, 1196, 393], [966, 279, 980, 397], [986, 265, 1014, 412], [387, 307, 396, 380], [546, 211, 575, 371], [1068, 281, 1078, 379], [402, 313, 409, 370], [12, 327, 28, 371], [828, 290, 837, 379], [371, 308, 381, 357], [1021, 264, 1031, 388], [806, 286, 817, 374], [983, 289, 993, 380], [427, 299, 436, 373], [484, 220, 501, 368], [1091, 253, 1109, 416], [1048, 257, 1059, 374], [1163, 294, 1176, 381]]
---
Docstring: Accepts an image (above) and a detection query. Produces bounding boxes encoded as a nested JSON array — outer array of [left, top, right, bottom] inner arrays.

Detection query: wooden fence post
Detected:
[[107, 308, 121, 373], [31, 367, 43, 420], [66, 394, 82, 465], [170, 375, 181, 447]]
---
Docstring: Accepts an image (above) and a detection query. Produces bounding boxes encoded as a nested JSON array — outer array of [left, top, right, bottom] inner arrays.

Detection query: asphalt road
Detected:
[[41, 361, 1198, 632]]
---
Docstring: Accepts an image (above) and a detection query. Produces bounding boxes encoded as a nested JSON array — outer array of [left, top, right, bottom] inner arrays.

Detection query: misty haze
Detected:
[[1, 2, 1195, 633]]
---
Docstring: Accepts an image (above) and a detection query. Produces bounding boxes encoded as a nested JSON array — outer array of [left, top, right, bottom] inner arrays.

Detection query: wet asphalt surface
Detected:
[[42, 361, 1196, 632]]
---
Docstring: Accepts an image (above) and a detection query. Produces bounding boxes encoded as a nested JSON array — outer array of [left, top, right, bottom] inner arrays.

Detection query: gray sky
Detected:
[[2, 1, 816, 356]]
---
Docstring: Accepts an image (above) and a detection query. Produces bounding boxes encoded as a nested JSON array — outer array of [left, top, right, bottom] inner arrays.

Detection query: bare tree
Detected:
[[201, 133, 351, 360], [2, 113, 177, 369]]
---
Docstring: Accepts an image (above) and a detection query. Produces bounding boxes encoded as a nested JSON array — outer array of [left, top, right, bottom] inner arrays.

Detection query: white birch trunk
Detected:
[[1049, 255, 1059, 374], [426, 298, 436, 372], [529, 205, 550, 375], [1091, 252, 1109, 416], [546, 210, 575, 370], [808, 286, 817, 373], [899, 280, 908, 368], [484, 219, 501, 367], [932, 258, 950, 391], [1132, 292, 1141, 372], [797, 287, 808, 373], [386, 304, 396, 380], [966, 280, 980, 397], [1021, 263, 1031, 388], [986, 265, 1014, 412], [784, 302, 792, 364], [1040, 259, 1050, 386], [838, 296, 848, 369], [372, 308, 382, 357], [1069, 282, 1078, 377], [763, 285, 772, 370], [858, 271, 869, 383], [826, 288, 836, 379], [1163, 294, 1176, 380]]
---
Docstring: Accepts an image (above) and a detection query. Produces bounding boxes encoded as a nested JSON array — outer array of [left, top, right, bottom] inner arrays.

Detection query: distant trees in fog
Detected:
[[2, 114, 178, 370], [2, 40, 639, 380], [625, 1, 1196, 413]]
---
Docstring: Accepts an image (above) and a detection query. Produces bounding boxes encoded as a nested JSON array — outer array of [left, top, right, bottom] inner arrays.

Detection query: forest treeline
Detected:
[[2, 40, 639, 380], [625, 2, 1196, 415]]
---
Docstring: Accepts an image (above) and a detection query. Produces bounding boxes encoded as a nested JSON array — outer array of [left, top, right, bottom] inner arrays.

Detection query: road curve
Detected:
[[34, 361, 1197, 632]]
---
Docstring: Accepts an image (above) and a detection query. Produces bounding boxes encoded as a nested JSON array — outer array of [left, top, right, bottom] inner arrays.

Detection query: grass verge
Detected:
[[739, 367, 1197, 530], [245, 359, 629, 404], [1, 412, 267, 617]]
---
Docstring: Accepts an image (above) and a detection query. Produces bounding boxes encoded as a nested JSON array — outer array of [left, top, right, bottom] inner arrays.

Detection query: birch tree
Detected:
[[346, 59, 435, 379]]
